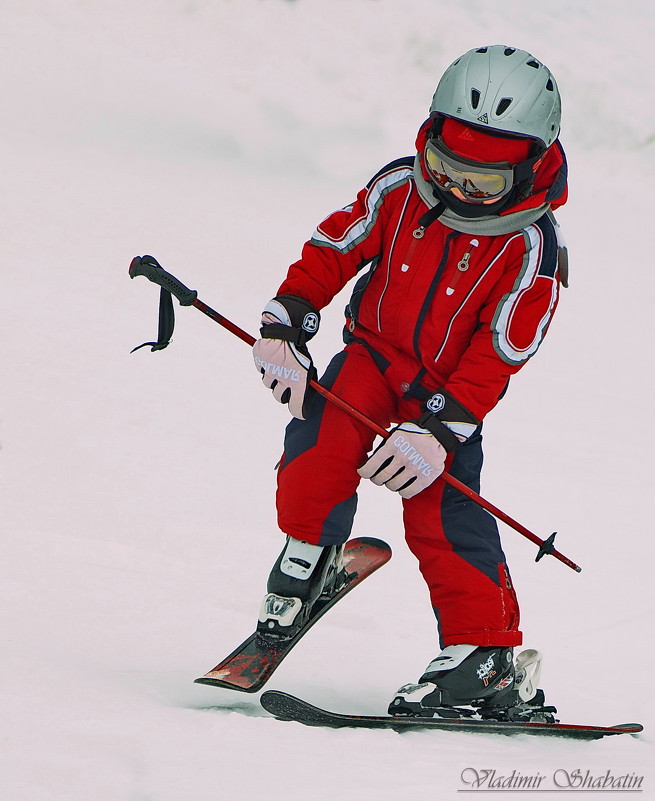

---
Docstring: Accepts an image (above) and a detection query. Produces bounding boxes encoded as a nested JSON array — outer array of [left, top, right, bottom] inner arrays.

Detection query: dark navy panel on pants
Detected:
[[441, 428, 506, 586], [279, 351, 348, 471]]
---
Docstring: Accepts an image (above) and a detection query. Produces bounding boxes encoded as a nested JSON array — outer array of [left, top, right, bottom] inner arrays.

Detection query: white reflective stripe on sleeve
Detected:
[[491, 225, 558, 366], [310, 167, 412, 253]]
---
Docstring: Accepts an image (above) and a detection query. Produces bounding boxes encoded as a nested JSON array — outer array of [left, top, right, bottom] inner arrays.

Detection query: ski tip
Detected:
[[260, 690, 305, 721]]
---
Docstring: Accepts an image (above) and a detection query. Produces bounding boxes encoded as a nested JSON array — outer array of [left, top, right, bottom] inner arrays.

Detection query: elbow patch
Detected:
[[491, 224, 559, 366]]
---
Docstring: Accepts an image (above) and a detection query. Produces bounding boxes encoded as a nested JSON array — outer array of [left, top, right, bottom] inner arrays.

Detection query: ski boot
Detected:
[[257, 537, 346, 643], [388, 646, 557, 722], [388, 645, 516, 719]]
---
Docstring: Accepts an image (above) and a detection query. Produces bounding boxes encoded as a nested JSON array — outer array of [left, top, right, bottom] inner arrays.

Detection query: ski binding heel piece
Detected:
[[514, 648, 543, 702]]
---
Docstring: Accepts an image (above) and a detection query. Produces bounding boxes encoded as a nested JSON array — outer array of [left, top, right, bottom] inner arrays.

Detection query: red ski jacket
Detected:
[[277, 130, 568, 423]]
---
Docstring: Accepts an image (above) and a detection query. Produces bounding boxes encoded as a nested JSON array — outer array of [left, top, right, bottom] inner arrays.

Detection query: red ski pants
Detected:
[[276, 343, 522, 648]]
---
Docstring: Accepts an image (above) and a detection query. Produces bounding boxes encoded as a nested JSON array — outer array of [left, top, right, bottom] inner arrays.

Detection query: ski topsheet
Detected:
[[260, 690, 643, 740], [194, 537, 392, 693]]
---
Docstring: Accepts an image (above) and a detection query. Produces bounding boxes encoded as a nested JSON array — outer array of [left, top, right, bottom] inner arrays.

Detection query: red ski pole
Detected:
[[129, 256, 582, 573]]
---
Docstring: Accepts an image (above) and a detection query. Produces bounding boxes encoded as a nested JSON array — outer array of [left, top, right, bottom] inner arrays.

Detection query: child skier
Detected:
[[252, 45, 568, 719]]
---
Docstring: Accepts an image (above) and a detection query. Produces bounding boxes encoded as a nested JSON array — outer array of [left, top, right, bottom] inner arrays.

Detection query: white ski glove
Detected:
[[357, 421, 447, 499], [252, 295, 320, 420]]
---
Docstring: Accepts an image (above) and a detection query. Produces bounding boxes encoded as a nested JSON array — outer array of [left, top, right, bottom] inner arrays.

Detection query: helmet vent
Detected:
[[476, 47, 488, 53], [504, 47, 516, 56], [496, 97, 513, 115], [526, 59, 540, 69], [471, 88, 481, 109], [545, 78, 554, 91]]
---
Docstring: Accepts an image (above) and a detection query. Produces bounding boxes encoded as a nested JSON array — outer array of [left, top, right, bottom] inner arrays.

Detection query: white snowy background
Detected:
[[2, 0, 654, 798]]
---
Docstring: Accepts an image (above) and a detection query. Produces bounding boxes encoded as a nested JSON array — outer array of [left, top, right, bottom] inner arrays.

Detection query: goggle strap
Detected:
[[513, 154, 542, 183]]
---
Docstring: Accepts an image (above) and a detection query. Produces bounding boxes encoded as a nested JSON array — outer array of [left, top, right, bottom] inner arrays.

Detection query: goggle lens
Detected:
[[424, 140, 513, 202]]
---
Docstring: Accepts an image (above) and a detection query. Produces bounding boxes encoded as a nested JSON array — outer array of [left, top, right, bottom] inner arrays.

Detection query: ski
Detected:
[[260, 691, 643, 740], [194, 537, 391, 693]]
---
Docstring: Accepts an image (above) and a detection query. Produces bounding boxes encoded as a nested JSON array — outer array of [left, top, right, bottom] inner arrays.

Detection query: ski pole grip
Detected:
[[129, 255, 198, 306]]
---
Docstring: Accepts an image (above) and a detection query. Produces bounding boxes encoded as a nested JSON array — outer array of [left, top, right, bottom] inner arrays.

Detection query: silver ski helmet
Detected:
[[430, 45, 561, 149]]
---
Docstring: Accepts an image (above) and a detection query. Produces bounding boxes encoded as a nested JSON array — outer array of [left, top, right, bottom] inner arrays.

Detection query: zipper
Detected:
[[376, 183, 413, 331], [400, 225, 426, 273], [446, 238, 479, 296], [412, 231, 458, 359]]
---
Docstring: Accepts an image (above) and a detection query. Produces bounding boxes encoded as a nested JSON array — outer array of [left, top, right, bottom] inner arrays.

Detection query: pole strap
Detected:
[[130, 286, 175, 352]]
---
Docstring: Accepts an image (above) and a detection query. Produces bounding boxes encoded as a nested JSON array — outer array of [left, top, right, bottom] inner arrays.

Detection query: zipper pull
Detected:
[[413, 226, 425, 239], [457, 252, 472, 271], [446, 238, 479, 296]]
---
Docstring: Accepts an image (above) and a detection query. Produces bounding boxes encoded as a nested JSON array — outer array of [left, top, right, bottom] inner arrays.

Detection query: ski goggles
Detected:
[[424, 137, 516, 203]]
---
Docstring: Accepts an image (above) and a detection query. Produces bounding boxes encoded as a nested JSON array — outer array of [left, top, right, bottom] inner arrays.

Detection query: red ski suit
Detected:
[[272, 126, 568, 648]]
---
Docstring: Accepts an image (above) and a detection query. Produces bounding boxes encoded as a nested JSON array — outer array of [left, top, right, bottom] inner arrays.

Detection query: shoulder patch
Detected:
[[312, 160, 412, 254]]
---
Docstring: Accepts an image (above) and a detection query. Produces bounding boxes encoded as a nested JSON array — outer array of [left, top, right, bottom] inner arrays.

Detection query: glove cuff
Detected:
[[260, 295, 320, 346], [418, 389, 479, 452]]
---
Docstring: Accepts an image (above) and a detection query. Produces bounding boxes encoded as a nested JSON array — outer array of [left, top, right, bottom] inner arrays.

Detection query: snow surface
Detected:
[[2, 1, 654, 798]]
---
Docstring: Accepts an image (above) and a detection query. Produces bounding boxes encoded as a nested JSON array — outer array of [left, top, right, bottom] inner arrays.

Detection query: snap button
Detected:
[[400, 382, 410, 393]]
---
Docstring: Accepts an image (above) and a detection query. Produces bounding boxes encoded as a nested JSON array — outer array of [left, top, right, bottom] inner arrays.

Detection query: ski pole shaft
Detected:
[[130, 257, 582, 573]]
